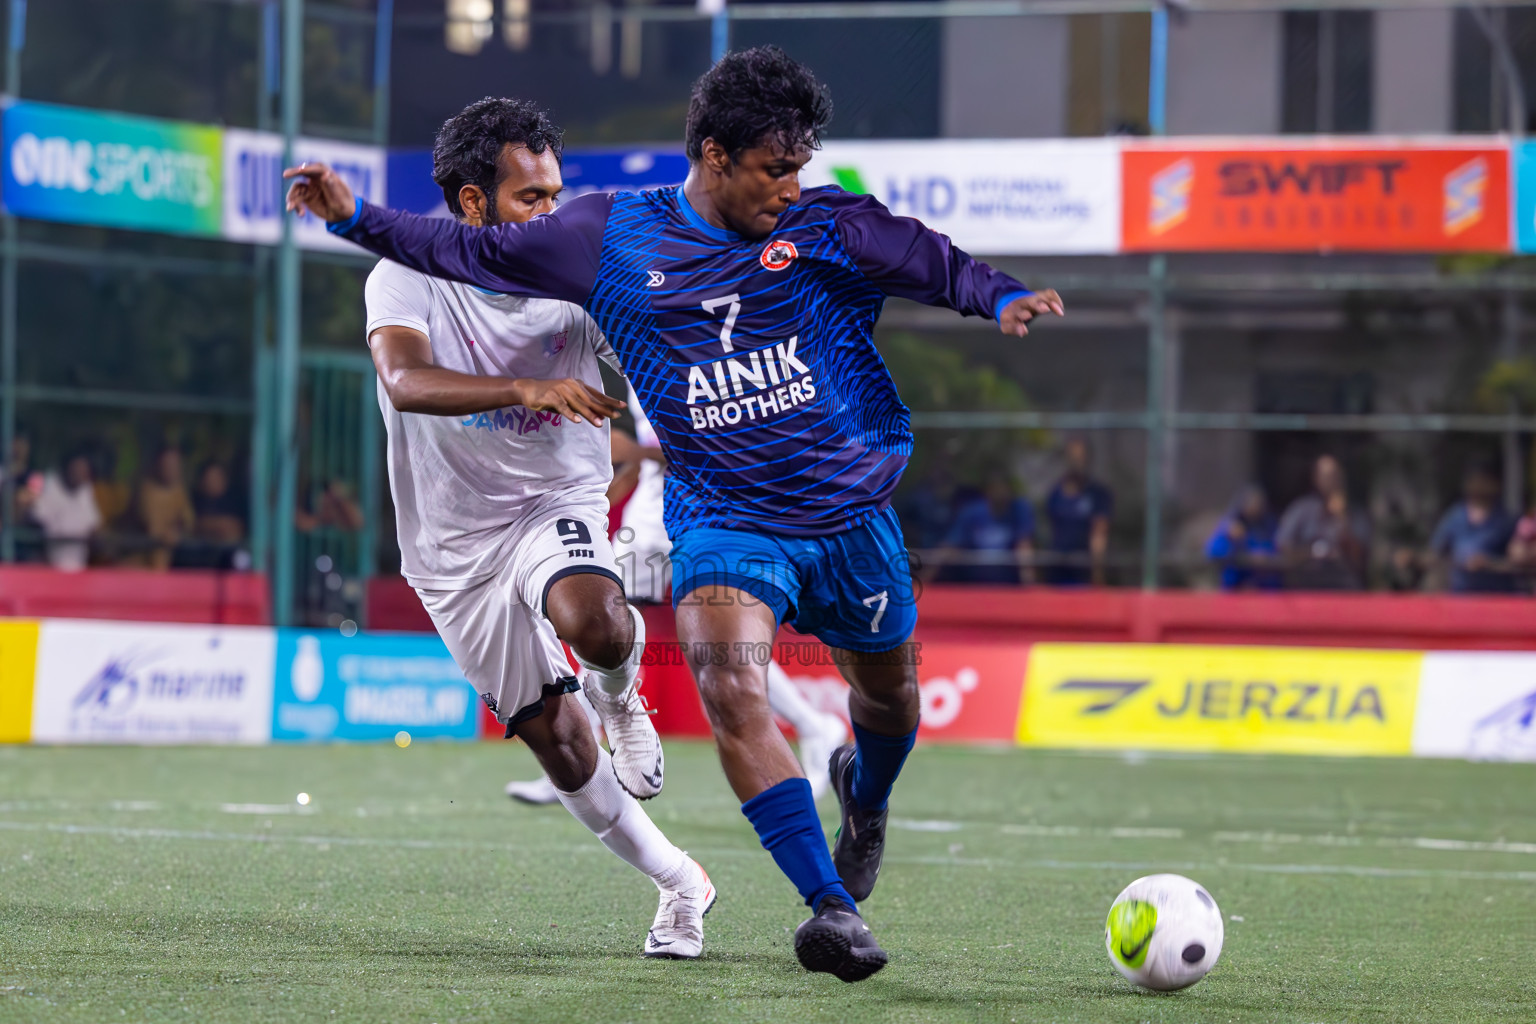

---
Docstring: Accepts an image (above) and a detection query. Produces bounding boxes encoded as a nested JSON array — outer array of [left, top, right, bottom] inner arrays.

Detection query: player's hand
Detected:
[[511, 378, 625, 425], [999, 289, 1065, 337], [283, 162, 358, 223]]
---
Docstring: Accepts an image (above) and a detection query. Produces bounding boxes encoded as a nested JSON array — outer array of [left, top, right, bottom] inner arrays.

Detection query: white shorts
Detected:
[[614, 526, 672, 604], [416, 505, 621, 732]]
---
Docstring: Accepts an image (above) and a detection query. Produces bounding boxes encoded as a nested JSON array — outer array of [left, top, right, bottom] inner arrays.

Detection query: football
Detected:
[[1104, 873, 1225, 991]]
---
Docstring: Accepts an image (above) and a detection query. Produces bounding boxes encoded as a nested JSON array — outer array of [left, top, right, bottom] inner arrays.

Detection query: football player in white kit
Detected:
[[358, 98, 713, 958], [507, 386, 849, 805]]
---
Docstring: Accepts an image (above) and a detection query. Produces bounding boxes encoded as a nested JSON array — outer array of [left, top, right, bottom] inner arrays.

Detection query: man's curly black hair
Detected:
[[432, 97, 564, 220], [685, 46, 833, 162]]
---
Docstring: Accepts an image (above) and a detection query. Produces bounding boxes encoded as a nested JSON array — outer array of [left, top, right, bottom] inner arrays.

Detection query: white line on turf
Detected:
[[4, 819, 1536, 883]]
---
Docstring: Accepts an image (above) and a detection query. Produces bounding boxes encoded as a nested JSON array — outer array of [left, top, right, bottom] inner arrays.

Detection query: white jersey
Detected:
[[365, 259, 617, 590], [619, 382, 668, 552]]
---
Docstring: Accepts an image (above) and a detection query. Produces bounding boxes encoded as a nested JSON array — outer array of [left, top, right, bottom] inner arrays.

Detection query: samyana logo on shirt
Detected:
[[760, 239, 798, 271]]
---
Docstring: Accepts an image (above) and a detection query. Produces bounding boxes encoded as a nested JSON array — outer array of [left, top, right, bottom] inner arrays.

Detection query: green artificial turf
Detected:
[[1, 741, 1533, 1023]]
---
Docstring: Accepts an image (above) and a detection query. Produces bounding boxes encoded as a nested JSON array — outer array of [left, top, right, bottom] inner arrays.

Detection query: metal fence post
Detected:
[[274, 0, 305, 625], [1142, 254, 1167, 590]]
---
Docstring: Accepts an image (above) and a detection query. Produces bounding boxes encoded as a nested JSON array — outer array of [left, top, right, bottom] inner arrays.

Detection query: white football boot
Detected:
[[642, 858, 717, 960], [584, 605, 664, 799]]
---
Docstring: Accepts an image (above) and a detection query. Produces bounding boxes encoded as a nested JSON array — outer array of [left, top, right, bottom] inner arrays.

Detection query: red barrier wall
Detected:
[[366, 576, 1536, 740], [0, 566, 270, 624]]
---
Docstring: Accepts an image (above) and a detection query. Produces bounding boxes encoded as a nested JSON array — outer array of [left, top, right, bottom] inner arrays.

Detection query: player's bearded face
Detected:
[[718, 143, 812, 240]]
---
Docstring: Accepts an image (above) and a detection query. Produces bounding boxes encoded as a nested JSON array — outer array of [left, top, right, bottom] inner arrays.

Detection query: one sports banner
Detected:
[[800, 139, 1121, 255], [1122, 139, 1510, 253], [1018, 643, 1421, 756], [2, 101, 224, 237], [222, 129, 387, 252], [30, 619, 275, 745], [272, 629, 479, 743]]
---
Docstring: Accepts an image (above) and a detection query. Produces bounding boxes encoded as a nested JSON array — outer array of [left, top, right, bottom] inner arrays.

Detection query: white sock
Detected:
[[766, 660, 828, 736], [555, 748, 689, 890], [573, 603, 645, 697]]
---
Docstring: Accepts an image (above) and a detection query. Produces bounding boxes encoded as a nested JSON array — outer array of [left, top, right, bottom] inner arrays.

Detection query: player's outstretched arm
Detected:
[[284, 162, 605, 304], [830, 191, 1064, 335], [370, 325, 622, 425]]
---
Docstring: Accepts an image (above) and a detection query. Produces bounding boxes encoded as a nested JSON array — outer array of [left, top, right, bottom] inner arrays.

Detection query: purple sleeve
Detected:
[[826, 189, 1032, 321], [335, 192, 612, 305]]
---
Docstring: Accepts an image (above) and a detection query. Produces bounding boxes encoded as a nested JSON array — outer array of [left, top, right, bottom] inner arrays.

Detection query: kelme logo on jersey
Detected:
[[760, 239, 798, 271]]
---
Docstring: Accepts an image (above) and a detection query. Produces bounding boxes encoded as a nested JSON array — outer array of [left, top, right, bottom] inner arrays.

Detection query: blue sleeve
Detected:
[[334, 193, 613, 305], [823, 188, 1032, 322]]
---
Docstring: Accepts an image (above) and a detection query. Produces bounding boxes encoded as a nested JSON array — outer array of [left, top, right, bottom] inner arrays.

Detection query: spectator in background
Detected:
[[924, 471, 1035, 584], [1426, 463, 1517, 593], [1044, 437, 1113, 586], [1206, 485, 1281, 591], [1277, 454, 1371, 590], [29, 451, 100, 571], [137, 446, 195, 570], [297, 478, 365, 533], [190, 460, 247, 568], [4, 433, 35, 525]]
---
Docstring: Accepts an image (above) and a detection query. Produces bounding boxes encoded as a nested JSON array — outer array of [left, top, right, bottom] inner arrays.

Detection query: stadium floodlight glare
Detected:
[[445, 0, 494, 55], [503, 0, 531, 51]]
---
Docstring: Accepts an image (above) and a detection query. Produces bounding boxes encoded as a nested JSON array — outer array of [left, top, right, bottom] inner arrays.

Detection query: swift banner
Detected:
[[1122, 142, 1509, 253], [1018, 643, 1421, 756], [801, 139, 1120, 254], [223, 129, 386, 252], [3, 101, 223, 237]]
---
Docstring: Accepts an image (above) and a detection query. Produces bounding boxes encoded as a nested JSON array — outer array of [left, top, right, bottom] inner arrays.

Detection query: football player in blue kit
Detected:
[[286, 46, 1062, 982]]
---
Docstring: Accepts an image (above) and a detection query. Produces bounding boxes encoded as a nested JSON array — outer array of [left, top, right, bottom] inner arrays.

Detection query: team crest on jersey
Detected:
[[543, 331, 567, 356], [760, 239, 798, 271]]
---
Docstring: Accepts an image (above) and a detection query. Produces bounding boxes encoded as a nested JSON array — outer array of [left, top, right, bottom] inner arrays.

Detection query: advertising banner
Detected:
[[1512, 141, 1536, 254], [1122, 141, 1509, 253], [778, 640, 1031, 744], [801, 139, 1121, 255], [1414, 653, 1536, 761], [0, 619, 39, 743], [222, 129, 386, 251], [386, 147, 689, 217], [3, 101, 223, 237], [1018, 643, 1421, 756], [30, 620, 275, 745], [273, 630, 479, 742]]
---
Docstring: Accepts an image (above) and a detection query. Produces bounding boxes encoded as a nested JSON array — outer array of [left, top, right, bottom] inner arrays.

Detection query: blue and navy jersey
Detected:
[[337, 185, 1032, 538]]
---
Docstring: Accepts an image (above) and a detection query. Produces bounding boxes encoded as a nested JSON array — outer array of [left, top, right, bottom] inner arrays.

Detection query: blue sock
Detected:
[[742, 778, 855, 913], [849, 720, 917, 811]]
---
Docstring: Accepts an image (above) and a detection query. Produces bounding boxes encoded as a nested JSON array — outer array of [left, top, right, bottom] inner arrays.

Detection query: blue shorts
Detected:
[[669, 507, 917, 653]]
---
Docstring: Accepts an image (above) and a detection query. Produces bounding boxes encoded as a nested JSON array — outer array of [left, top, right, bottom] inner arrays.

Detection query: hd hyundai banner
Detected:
[[799, 139, 1122, 255], [1122, 140, 1510, 253]]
